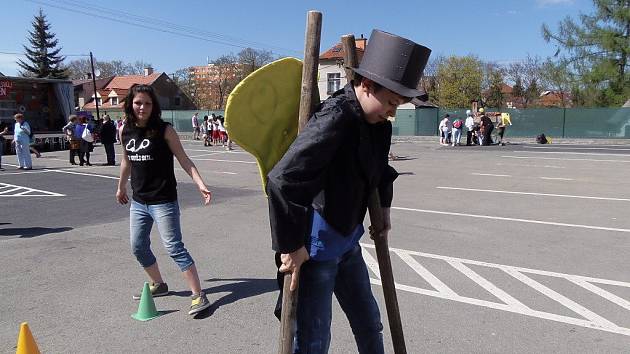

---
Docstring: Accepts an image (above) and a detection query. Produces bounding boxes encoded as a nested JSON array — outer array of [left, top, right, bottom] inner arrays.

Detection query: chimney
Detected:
[[144, 66, 154, 76], [355, 34, 367, 50]]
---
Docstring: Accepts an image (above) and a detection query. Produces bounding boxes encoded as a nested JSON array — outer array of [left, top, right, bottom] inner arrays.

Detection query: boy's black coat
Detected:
[[267, 84, 398, 254]]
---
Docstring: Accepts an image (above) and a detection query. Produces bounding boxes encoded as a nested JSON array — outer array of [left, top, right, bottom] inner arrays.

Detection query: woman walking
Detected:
[[116, 84, 212, 315]]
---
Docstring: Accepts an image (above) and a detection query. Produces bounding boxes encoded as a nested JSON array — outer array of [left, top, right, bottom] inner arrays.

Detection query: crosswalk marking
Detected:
[[361, 243, 630, 337], [0, 182, 65, 197]]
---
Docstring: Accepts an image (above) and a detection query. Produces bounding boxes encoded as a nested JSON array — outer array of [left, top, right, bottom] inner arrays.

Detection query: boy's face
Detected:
[[357, 79, 408, 124]]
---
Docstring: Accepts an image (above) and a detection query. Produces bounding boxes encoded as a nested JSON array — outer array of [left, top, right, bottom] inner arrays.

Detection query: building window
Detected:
[[97, 98, 102, 106], [110, 97, 118, 106], [174, 97, 181, 106], [327, 73, 341, 94]]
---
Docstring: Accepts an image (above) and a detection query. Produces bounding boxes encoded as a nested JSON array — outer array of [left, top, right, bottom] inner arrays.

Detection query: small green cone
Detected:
[[131, 282, 162, 321]]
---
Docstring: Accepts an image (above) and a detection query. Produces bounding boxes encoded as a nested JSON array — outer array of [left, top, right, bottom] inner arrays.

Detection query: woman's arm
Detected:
[[116, 125, 131, 204], [164, 125, 211, 205]]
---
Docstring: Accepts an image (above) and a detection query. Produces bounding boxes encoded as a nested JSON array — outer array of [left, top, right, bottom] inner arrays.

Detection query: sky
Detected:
[[0, 0, 595, 77]]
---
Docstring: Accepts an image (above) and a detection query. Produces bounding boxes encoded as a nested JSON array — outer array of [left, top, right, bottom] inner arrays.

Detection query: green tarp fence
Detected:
[[100, 107, 630, 139]]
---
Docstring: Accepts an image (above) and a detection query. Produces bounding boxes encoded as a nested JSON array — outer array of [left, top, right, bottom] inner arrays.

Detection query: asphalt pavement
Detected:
[[2, 138, 630, 353]]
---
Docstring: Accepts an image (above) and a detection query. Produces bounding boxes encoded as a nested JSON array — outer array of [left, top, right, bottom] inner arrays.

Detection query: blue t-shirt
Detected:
[[306, 210, 365, 261]]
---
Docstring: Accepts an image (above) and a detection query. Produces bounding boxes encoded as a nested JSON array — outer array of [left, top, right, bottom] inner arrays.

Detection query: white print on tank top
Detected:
[[126, 138, 154, 161]]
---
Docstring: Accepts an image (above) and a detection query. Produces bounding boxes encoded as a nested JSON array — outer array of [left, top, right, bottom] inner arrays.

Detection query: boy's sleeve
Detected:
[[266, 100, 351, 254]]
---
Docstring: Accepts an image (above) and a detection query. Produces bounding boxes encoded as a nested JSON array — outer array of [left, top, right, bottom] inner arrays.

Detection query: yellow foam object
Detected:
[[16, 322, 40, 354], [225, 57, 303, 193]]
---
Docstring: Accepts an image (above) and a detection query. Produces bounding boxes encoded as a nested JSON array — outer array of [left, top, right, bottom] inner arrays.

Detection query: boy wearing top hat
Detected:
[[267, 29, 431, 353]]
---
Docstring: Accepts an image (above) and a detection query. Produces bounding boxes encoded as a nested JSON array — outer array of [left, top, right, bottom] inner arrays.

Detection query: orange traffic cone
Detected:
[[15, 322, 40, 354]]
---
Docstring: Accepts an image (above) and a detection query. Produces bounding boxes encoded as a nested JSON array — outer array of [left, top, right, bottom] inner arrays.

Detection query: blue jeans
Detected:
[[294, 245, 384, 354], [129, 200, 195, 272]]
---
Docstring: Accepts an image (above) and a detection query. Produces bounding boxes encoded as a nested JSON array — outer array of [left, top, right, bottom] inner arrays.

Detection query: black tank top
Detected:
[[122, 121, 177, 204]]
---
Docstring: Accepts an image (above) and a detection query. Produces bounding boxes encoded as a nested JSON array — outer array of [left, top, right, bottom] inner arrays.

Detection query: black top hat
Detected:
[[351, 29, 431, 98]]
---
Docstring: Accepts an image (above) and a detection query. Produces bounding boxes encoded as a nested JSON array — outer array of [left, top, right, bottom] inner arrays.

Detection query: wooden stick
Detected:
[[342, 35, 407, 354], [278, 10, 322, 354]]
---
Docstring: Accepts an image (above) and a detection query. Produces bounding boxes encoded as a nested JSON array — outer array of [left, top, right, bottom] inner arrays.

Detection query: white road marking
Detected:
[[447, 260, 529, 311], [503, 269, 617, 327], [502, 155, 630, 163], [523, 146, 630, 151], [0, 182, 65, 197], [496, 162, 566, 169], [190, 158, 256, 164], [188, 152, 223, 158], [391, 206, 630, 233], [436, 187, 630, 202], [45, 169, 120, 180], [395, 251, 457, 297], [361, 243, 630, 337], [539, 177, 574, 181], [519, 150, 630, 157], [471, 173, 512, 177]]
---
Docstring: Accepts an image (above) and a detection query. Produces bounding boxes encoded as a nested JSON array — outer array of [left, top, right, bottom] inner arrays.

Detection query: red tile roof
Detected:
[[319, 43, 365, 61], [106, 73, 161, 89]]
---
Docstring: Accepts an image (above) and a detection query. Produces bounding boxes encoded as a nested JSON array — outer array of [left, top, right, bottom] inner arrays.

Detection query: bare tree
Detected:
[[237, 48, 274, 78], [211, 54, 240, 109]]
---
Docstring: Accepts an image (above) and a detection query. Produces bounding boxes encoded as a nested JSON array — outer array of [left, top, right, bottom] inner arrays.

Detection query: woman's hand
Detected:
[[116, 187, 129, 204], [198, 184, 212, 205]]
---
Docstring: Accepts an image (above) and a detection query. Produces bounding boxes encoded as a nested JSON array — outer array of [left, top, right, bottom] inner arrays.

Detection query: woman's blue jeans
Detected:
[[294, 244, 384, 354], [129, 200, 195, 272]]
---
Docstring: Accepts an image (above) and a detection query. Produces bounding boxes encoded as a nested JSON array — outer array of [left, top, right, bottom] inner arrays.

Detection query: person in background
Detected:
[[191, 112, 200, 140], [116, 117, 124, 144], [465, 110, 475, 146], [12, 113, 32, 170], [100, 114, 117, 165], [201, 115, 209, 146], [74, 116, 93, 166], [0, 121, 8, 170], [63, 115, 79, 165], [497, 112, 512, 145], [479, 108, 494, 146], [439, 114, 451, 146], [451, 116, 463, 146]]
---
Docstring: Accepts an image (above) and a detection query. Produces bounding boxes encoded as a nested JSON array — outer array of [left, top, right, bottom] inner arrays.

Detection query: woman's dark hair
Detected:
[[123, 84, 163, 132]]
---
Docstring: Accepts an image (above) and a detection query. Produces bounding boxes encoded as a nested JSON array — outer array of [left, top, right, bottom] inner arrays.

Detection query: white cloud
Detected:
[[537, 0, 574, 6], [507, 10, 518, 15]]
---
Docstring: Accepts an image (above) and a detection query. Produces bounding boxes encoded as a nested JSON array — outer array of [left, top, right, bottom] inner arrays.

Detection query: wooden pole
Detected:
[[278, 10, 322, 354], [342, 35, 408, 354]]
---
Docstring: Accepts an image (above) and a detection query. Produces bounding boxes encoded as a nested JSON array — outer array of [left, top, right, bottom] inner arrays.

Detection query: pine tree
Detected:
[[17, 9, 67, 79]]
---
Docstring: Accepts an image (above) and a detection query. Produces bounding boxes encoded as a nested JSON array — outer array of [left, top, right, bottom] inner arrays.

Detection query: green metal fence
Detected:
[[392, 107, 630, 139], [101, 107, 630, 139]]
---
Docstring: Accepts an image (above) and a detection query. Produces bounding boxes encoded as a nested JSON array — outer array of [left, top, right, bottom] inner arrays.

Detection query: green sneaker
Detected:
[[132, 282, 169, 300], [188, 292, 211, 315]]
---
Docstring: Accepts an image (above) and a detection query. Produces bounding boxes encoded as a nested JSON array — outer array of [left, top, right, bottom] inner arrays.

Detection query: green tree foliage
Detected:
[[539, 59, 573, 107], [437, 55, 483, 108], [512, 76, 524, 101], [486, 67, 505, 109], [542, 0, 630, 106], [17, 9, 67, 79], [526, 78, 541, 107]]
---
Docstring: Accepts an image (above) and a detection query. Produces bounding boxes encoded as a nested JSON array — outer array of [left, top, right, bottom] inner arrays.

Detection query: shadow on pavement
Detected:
[[0, 226, 73, 238], [171, 277, 277, 319]]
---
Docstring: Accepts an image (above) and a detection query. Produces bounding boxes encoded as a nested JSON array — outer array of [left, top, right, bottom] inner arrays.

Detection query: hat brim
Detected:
[[351, 67, 422, 98]]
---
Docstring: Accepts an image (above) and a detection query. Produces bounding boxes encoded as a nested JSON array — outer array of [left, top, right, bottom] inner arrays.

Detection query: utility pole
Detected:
[[90, 52, 100, 120]]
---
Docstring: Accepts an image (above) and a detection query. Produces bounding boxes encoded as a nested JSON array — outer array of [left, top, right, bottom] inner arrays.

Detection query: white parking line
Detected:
[[436, 187, 630, 202], [519, 150, 630, 157], [502, 155, 630, 163], [361, 243, 630, 337], [391, 206, 630, 233], [190, 158, 256, 164], [471, 172, 511, 177], [46, 169, 120, 180], [496, 162, 566, 169], [0, 182, 65, 197], [539, 177, 574, 181], [523, 146, 630, 151]]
